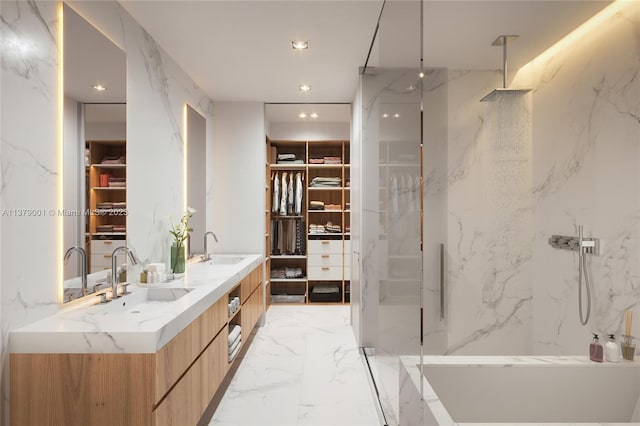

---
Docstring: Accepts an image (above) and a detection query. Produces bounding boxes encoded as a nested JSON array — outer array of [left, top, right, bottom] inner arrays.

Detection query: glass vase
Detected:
[[171, 243, 186, 274]]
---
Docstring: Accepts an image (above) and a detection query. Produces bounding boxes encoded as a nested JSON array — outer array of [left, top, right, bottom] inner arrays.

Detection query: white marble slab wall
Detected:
[[66, 1, 215, 267], [1, 1, 62, 421], [444, 70, 533, 355], [512, 2, 640, 355], [350, 82, 363, 344], [1, 0, 215, 419]]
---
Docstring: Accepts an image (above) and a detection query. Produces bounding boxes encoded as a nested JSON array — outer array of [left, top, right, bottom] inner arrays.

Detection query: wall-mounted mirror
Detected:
[[63, 4, 126, 302], [186, 105, 206, 256]]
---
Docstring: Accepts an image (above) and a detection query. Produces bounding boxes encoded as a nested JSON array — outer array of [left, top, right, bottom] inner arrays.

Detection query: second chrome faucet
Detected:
[[203, 231, 218, 260]]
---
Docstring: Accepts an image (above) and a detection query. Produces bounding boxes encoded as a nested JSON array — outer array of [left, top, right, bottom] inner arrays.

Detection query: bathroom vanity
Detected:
[[10, 254, 263, 426]]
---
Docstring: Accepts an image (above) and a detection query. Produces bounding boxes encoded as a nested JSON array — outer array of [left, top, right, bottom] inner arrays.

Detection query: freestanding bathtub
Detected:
[[399, 355, 640, 425]]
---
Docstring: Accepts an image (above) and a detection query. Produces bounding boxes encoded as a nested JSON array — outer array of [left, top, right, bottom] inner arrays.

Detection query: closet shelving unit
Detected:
[[87, 140, 127, 273], [266, 139, 350, 305]]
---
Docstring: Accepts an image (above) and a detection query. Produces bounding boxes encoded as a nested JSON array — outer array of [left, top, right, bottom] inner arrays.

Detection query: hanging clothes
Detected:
[[280, 172, 288, 216], [272, 172, 280, 213], [287, 173, 294, 215], [295, 172, 303, 215]]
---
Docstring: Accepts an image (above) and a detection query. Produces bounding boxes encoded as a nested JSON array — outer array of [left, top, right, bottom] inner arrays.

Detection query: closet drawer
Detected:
[[308, 254, 343, 267], [344, 253, 351, 267], [308, 240, 343, 255], [91, 239, 125, 254], [344, 266, 351, 281], [344, 240, 351, 254], [308, 266, 342, 281], [91, 253, 114, 268]]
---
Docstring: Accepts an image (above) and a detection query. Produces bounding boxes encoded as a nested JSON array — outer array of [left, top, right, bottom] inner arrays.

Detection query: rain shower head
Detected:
[[480, 35, 532, 102]]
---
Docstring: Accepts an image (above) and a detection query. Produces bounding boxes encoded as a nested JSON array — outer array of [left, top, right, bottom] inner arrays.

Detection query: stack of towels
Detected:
[[309, 200, 325, 210], [228, 296, 240, 316], [228, 324, 242, 362], [310, 177, 341, 188], [276, 153, 304, 164], [108, 177, 126, 188]]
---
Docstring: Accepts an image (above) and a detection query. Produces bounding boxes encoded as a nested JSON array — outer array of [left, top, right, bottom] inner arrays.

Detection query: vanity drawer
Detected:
[[308, 254, 343, 267], [91, 239, 126, 254], [308, 240, 343, 254], [308, 266, 343, 281]]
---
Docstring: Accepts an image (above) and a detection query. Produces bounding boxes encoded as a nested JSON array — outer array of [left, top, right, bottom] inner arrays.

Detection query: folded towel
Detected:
[[309, 158, 324, 164], [228, 330, 241, 350], [229, 341, 241, 361], [277, 153, 296, 160], [228, 325, 241, 344]]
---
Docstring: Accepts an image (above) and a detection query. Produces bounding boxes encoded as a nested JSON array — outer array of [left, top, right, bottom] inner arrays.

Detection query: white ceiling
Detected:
[[266, 104, 351, 124], [85, 104, 126, 124], [117, 1, 612, 104], [64, 4, 126, 103]]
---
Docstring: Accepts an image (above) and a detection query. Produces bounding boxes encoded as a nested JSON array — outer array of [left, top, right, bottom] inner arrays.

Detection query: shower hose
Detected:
[[578, 240, 592, 326]]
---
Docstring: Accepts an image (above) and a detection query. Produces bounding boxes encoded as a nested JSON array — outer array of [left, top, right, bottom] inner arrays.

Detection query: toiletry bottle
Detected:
[[605, 334, 620, 362], [590, 334, 603, 362]]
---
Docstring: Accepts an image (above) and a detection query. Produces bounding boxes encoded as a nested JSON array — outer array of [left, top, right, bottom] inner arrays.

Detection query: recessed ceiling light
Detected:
[[292, 40, 309, 50], [382, 113, 389, 118], [92, 84, 107, 92], [418, 72, 425, 78], [394, 113, 400, 118], [407, 85, 416, 91], [310, 113, 318, 119], [299, 112, 307, 118], [299, 84, 311, 92]]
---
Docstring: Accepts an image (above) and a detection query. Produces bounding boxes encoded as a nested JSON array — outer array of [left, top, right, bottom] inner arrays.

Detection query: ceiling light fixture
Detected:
[[382, 113, 389, 118], [418, 72, 425, 78], [292, 40, 309, 50], [92, 84, 107, 92], [310, 113, 318, 119], [299, 112, 307, 118], [299, 84, 311, 92], [407, 85, 416, 91], [394, 113, 400, 118]]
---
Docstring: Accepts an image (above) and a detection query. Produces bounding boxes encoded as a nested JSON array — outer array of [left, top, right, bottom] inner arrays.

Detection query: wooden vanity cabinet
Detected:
[[11, 265, 263, 426]]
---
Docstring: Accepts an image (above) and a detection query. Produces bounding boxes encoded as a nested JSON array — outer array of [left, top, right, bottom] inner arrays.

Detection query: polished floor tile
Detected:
[[210, 305, 381, 426]]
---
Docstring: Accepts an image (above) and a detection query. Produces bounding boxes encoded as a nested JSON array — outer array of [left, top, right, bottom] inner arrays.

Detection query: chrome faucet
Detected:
[[64, 246, 88, 296], [111, 247, 138, 299], [203, 232, 218, 260]]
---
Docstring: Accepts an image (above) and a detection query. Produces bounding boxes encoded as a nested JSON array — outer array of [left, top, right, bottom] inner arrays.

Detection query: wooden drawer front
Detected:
[[91, 240, 126, 254], [308, 240, 343, 254], [153, 328, 227, 426], [308, 266, 343, 281], [11, 353, 154, 426], [91, 253, 114, 268], [251, 266, 262, 293], [241, 284, 263, 337], [240, 266, 261, 304], [308, 254, 343, 267], [154, 297, 227, 403]]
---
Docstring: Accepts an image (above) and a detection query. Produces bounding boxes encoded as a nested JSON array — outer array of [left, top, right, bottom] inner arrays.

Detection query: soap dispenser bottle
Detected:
[[605, 334, 620, 362], [590, 334, 603, 362]]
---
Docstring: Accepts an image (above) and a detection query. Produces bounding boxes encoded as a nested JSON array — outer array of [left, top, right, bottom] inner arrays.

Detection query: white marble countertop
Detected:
[[10, 254, 263, 354]]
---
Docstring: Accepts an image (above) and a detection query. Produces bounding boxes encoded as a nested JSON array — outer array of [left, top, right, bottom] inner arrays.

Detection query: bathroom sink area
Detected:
[[196, 255, 247, 265], [146, 287, 193, 301]]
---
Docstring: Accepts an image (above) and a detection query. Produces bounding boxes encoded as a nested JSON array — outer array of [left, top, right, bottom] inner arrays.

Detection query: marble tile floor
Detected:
[[209, 305, 383, 426]]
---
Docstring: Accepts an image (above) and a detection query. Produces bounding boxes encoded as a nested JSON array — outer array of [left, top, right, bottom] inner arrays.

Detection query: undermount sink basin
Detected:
[[198, 255, 246, 265], [145, 288, 193, 301]]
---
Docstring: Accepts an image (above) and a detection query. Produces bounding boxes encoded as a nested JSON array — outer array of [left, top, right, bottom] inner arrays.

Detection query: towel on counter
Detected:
[[228, 325, 241, 346]]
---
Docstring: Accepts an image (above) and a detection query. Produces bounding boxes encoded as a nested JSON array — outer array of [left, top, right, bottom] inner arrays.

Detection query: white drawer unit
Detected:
[[91, 253, 115, 268], [344, 266, 351, 281], [308, 266, 343, 281], [91, 239, 126, 254], [344, 240, 351, 254], [344, 253, 351, 267], [308, 254, 343, 267], [308, 240, 343, 255]]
